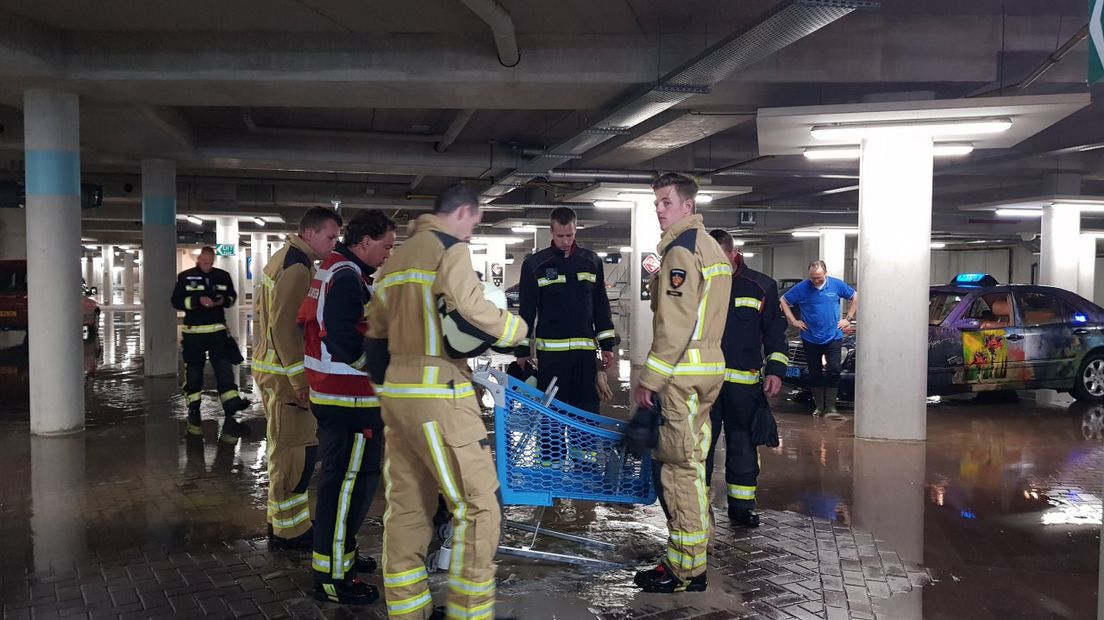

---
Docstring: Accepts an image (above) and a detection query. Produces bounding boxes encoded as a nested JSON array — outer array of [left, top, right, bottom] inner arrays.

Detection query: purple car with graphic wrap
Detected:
[[783, 274, 1104, 403]]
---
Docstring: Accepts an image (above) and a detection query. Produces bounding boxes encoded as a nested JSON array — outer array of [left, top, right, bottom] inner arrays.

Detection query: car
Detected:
[[0, 260, 101, 340], [782, 274, 1104, 403], [505, 283, 520, 308]]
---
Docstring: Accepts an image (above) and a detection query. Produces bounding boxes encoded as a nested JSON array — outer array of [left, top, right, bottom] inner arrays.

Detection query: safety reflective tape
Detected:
[[215, 284, 228, 291], [268, 492, 309, 512], [537, 275, 566, 287], [724, 369, 760, 384], [673, 362, 725, 376], [535, 338, 596, 351], [386, 590, 433, 615], [350, 353, 367, 370], [379, 268, 437, 289], [424, 421, 469, 579], [311, 550, 356, 572], [666, 547, 707, 570], [219, 390, 240, 403], [596, 329, 616, 341], [184, 284, 204, 291], [702, 262, 733, 279], [494, 313, 522, 347], [577, 272, 597, 283], [220, 432, 239, 444], [271, 506, 311, 529], [380, 382, 475, 399], [733, 297, 763, 311], [185, 392, 201, 404], [767, 352, 789, 365], [518, 338, 531, 347], [262, 274, 276, 289], [728, 484, 756, 500], [186, 423, 203, 435], [384, 567, 428, 588], [184, 297, 193, 310], [448, 576, 496, 596], [303, 355, 368, 376], [670, 529, 709, 546], [182, 323, 227, 334], [331, 433, 366, 579], [422, 284, 439, 357], [309, 390, 379, 408], [646, 354, 675, 377], [446, 600, 495, 619]]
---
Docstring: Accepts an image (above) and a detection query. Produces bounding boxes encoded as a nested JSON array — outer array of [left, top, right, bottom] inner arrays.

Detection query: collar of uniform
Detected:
[[411, 213, 451, 236], [659, 214, 704, 252], [733, 255, 746, 277], [285, 233, 320, 261], [333, 242, 374, 277], [549, 239, 578, 258]]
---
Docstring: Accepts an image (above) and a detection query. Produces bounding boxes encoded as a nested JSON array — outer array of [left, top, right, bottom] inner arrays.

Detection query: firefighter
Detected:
[[516, 207, 616, 411], [171, 246, 249, 434], [366, 184, 527, 620], [631, 173, 731, 594], [298, 210, 397, 605], [252, 207, 342, 551], [703, 229, 788, 529]]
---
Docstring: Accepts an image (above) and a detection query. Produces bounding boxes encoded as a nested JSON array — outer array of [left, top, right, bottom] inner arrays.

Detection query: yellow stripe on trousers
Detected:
[[422, 421, 469, 586], [331, 433, 366, 580]]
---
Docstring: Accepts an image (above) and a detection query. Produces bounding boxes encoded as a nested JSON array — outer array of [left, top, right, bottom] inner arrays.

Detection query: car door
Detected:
[[1013, 289, 1079, 386], [955, 290, 1030, 388]]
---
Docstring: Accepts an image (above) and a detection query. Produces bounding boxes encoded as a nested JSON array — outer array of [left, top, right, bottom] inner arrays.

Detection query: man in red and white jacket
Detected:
[[298, 210, 396, 606]]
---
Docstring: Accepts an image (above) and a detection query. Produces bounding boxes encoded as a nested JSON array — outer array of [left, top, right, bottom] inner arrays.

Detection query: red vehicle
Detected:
[[0, 260, 101, 340]]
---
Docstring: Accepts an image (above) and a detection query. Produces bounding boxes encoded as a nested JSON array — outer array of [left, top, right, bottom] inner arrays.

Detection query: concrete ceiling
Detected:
[[0, 0, 1100, 252]]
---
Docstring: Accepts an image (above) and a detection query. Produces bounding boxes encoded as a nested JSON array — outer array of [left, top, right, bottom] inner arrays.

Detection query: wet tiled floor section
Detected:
[[0, 312, 1099, 618]]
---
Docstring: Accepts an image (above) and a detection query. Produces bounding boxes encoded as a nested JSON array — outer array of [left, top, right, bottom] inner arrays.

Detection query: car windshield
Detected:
[[929, 292, 965, 325], [0, 268, 27, 293]]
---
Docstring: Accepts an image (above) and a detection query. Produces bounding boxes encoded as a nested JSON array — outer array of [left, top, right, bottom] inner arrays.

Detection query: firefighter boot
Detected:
[[313, 578, 378, 605], [728, 506, 761, 529], [823, 388, 846, 420], [354, 553, 377, 574], [811, 388, 823, 417], [186, 403, 203, 436], [268, 524, 314, 552], [430, 607, 516, 620], [222, 395, 251, 420], [633, 562, 708, 593]]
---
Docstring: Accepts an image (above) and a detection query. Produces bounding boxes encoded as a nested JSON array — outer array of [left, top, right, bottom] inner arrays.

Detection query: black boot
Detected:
[[186, 405, 203, 436], [430, 606, 516, 620], [267, 524, 314, 552], [223, 396, 251, 419], [354, 553, 377, 574], [313, 578, 378, 605], [633, 562, 707, 593], [728, 506, 760, 529]]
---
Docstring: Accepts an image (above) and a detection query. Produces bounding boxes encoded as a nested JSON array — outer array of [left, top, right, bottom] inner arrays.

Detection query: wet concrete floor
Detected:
[[0, 311, 1099, 619]]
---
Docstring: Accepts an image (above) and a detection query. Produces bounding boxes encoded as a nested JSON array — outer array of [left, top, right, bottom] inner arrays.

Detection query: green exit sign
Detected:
[[215, 244, 236, 256]]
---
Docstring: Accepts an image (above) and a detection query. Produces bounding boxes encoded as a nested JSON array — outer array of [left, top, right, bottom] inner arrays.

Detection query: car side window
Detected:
[[966, 293, 1013, 329], [1017, 292, 1068, 326]]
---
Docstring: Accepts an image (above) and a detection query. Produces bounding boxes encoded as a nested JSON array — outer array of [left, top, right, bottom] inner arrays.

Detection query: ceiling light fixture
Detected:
[[511, 226, 537, 234], [930, 242, 946, 249], [803, 143, 975, 161], [253, 217, 266, 227], [810, 117, 1012, 140], [186, 215, 204, 226], [741, 252, 756, 258], [594, 200, 633, 209], [469, 236, 524, 245], [695, 194, 714, 204], [596, 252, 608, 258], [995, 208, 1044, 218], [619, 246, 633, 252]]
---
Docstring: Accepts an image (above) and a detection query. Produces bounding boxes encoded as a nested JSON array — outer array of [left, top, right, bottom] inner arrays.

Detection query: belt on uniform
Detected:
[[182, 323, 226, 334]]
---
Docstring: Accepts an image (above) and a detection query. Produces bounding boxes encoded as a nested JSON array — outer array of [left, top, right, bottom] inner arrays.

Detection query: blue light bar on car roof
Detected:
[[951, 273, 999, 287]]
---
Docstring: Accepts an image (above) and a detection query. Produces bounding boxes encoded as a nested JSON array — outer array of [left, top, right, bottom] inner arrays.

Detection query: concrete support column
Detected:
[[1040, 204, 1081, 292], [818, 229, 846, 278], [215, 217, 241, 341], [136, 249, 143, 303], [1080, 234, 1097, 301], [83, 255, 94, 290], [122, 249, 135, 305], [23, 89, 84, 435], [629, 198, 661, 366], [250, 233, 268, 290], [101, 244, 114, 305], [141, 159, 178, 378], [855, 135, 933, 442], [534, 228, 551, 253], [31, 434, 87, 571]]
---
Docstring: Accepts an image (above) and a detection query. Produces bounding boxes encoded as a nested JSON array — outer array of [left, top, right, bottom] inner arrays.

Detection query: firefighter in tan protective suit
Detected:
[[631, 173, 732, 594], [365, 185, 527, 620], [252, 207, 342, 550]]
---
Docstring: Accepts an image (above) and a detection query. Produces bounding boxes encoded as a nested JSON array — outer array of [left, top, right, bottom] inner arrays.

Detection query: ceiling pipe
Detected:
[[542, 169, 657, 183], [459, 0, 520, 67], [241, 107, 444, 143], [968, 23, 1090, 98], [434, 109, 477, 153]]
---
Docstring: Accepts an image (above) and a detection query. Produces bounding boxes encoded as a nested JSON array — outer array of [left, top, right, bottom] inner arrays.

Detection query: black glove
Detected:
[[623, 394, 662, 458], [749, 392, 779, 447]]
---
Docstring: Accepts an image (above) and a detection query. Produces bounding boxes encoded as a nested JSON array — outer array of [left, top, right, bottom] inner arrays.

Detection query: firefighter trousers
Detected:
[[704, 382, 763, 510], [311, 404, 383, 585], [182, 331, 244, 417], [255, 372, 318, 540], [380, 394, 500, 620], [651, 377, 722, 581], [537, 349, 599, 463]]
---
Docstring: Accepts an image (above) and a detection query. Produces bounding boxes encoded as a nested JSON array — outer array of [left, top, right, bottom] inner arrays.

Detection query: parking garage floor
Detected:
[[0, 311, 1099, 619]]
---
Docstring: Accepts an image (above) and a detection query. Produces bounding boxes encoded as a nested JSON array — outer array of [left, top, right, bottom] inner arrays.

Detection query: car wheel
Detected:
[[1073, 352, 1104, 402]]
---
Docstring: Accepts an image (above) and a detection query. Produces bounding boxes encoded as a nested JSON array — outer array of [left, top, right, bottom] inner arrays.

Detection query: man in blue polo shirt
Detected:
[[780, 260, 857, 419]]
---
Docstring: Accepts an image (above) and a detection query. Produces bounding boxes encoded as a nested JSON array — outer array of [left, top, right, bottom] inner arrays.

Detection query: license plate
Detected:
[[0, 311, 16, 318], [785, 366, 802, 378]]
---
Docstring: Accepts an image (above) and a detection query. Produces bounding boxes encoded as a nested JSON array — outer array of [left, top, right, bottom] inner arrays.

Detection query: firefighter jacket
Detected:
[[639, 214, 732, 393], [252, 234, 319, 390], [365, 214, 527, 396], [722, 260, 789, 385], [297, 243, 377, 408], [514, 241, 616, 356], [171, 265, 237, 333]]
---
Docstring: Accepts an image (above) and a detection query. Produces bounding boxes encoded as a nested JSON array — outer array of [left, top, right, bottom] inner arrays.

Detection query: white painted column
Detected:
[[31, 434, 87, 571], [1040, 204, 1081, 292], [1079, 234, 1097, 300], [215, 217, 241, 341], [855, 135, 933, 442], [819, 229, 847, 313], [83, 255, 94, 289], [23, 89, 84, 435], [122, 249, 135, 305], [135, 249, 143, 303], [629, 198, 662, 366], [534, 228, 551, 253], [484, 240, 507, 287], [101, 244, 114, 305], [141, 159, 179, 377], [250, 233, 268, 290]]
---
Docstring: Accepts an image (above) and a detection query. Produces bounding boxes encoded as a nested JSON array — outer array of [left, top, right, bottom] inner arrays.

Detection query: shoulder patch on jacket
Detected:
[[669, 268, 687, 289], [433, 230, 461, 249], [283, 245, 312, 271], [668, 228, 698, 253]]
